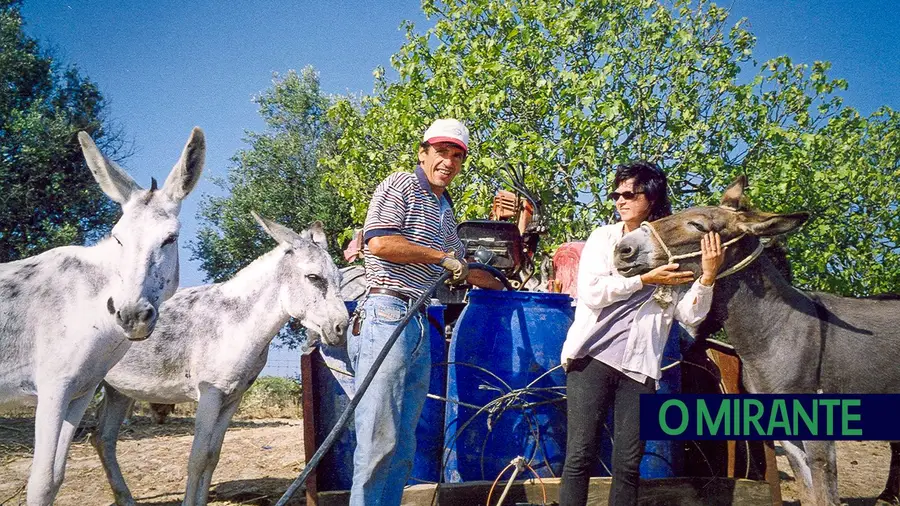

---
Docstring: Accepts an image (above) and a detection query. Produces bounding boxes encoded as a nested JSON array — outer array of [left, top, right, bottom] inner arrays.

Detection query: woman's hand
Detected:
[[640, 263, 694, 286], [700, 231, 727, 286]]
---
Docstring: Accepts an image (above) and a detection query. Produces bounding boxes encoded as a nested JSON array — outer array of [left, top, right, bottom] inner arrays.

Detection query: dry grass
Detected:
[[0, 376, 303, 422], [0, 417, 305, 506], [0, 377, 305, 505]]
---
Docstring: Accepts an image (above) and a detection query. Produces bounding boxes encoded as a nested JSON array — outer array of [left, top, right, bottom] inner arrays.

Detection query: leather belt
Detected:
[[368, 287, 414, 304], [366, 287, 434, 320]]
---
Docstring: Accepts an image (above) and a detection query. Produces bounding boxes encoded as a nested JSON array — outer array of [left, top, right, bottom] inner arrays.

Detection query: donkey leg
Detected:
[[876, 442, 900, 505], [781, 440, 815, 503], [50, 390, 95, 482], [26, 387, 71, 506], [90, 385, 137, 506], [183, 387, 224, 506], [193, 397, 242, 506], [805, 440, 840, 506]]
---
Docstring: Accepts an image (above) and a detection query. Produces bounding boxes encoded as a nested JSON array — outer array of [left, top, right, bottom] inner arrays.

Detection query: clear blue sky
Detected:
[[20, 0, 900, 289]]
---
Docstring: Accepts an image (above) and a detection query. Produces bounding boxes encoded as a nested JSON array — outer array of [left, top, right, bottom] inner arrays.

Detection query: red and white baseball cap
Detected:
[[423, 118, 469, 154]]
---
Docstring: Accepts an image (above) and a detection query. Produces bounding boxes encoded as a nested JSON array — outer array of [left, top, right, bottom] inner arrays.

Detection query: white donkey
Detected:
[[0, 128, 205, 505], [91, 213, 349, 506]]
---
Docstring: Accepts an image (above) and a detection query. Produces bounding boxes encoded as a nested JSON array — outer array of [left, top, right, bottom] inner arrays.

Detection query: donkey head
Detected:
[[614, 176, 809, 279], [79, 128, 205, 340], [252, 212, 348, 346]]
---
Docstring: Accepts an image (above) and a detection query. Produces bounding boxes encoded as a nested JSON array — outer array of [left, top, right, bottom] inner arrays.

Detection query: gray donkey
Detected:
[[0, 129, 204, 505], [91, 213, 348, 506], [614, 175, 900, 505]]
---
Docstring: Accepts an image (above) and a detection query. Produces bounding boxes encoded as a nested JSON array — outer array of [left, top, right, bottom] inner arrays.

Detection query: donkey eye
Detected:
[[306, 274, 323, 282], [688, 221, 707, 233], [162, 234, 178, 247]]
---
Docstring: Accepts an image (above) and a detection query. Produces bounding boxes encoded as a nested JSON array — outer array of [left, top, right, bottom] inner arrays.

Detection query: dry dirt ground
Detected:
[[775, 440, 892, 506], [0, 414, 892, 505], [0, 415, 306, 506]]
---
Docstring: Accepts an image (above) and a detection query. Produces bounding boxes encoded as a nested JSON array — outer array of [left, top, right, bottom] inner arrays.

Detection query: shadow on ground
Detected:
[[133, 478, 305, 506]]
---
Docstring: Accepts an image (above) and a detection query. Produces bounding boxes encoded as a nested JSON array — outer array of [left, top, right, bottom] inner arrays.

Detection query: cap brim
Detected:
[[425, 136, 468, 153]]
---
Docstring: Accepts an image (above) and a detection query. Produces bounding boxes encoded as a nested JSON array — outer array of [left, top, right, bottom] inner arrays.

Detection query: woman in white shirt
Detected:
[[558, 161, 726, 506]]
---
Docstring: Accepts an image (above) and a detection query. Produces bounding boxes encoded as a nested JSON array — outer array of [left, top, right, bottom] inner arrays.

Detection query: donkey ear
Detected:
[[737, 211, 810, 237], [251, 211, 303, 245], [162, 127, 206, 202], [720, 175, 749, 211], [300, 221, 328, 249], [79, 131, 141, 204]]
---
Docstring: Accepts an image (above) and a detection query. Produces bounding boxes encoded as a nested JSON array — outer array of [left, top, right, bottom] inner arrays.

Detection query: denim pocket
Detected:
[[409, 313, 428, 358]]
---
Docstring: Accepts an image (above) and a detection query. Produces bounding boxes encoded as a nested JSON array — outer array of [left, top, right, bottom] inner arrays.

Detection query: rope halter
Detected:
[[639, 219, 764, 281]]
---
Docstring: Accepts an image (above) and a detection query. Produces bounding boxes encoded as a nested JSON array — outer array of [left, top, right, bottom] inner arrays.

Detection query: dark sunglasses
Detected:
[[609, 191, 644, 201]]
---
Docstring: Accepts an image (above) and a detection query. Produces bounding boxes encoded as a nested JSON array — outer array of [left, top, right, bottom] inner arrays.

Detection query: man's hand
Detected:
[[699, 231, 727, 286], [640, 263, 694, 286], [439, 255, 469, 285]]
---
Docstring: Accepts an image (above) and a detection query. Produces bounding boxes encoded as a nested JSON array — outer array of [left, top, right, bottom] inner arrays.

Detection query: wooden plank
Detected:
[[301, 351, 319, 506], [763, 441, 783, 506], [317, 477, 772, 506], [708, 347, 742, 478]]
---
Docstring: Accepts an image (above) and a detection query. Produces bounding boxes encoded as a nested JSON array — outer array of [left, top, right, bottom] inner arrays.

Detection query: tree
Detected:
[[191, 67, 353, 347], [192, 67, 352, 283], [0, 0, 127, 262], [323, 0, 899, 296]]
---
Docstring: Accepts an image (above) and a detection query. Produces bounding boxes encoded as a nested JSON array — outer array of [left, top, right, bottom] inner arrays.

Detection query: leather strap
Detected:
[[368, 287, 413, 304]]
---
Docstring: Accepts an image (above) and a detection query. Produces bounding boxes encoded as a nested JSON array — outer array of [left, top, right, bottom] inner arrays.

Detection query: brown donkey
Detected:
[[614, 176, 900, 506]]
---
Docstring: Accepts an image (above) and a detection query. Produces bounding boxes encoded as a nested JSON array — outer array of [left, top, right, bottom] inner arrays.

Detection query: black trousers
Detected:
[[559, 357, 654, 506]]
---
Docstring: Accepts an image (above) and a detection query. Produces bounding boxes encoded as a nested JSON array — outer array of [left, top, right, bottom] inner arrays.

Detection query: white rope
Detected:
[[639, 221, 763, 280]]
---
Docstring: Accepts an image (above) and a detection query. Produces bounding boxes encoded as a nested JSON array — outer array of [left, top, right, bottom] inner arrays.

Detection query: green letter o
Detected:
[[660, 399, 689, 435]]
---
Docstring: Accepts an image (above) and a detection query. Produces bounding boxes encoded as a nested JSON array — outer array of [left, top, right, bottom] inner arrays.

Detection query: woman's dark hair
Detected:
[[613, 160, 672, 221]]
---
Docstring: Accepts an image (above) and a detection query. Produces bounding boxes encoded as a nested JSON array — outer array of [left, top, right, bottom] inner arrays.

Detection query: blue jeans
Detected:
[[348, 294, 430, 506]]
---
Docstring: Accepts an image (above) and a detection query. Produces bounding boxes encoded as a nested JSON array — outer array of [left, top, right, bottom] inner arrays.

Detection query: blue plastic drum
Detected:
[[443, 290, 574, 482], [639, 324, 684, 477], [442, 290, 683, 483]]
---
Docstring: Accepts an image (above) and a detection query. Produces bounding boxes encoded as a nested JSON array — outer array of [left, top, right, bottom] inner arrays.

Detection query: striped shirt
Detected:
[[363, 166, 466, 299]]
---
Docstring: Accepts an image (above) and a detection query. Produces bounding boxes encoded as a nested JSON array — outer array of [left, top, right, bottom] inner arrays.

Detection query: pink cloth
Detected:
[[343, 229, 364, 262], [552, 241, 586, 297]]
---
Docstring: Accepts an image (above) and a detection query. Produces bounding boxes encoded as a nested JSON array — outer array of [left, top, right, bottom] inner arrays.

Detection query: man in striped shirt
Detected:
[[349, 119, 502, 505]]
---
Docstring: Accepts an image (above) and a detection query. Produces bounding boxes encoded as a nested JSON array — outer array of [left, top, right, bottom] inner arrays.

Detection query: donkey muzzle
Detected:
[[115, 300, 158, 341]]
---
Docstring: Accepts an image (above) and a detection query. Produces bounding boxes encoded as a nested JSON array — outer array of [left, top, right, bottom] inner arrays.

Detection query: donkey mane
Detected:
[[761, 238, 793, 283], [140, 178, 159, 205]]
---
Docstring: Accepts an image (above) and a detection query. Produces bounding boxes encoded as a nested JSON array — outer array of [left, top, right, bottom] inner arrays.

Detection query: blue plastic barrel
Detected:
[[311, 300, 447, 491], [443, 290, 574, 482], [639, 324, 684, 477], [594, 324, 684, 479]]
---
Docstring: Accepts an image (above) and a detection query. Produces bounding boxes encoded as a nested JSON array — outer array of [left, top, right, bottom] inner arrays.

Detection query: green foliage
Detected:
[[323, 0, 900, 296], [0, 0, 127, 262], [191, 66, 353, 283]]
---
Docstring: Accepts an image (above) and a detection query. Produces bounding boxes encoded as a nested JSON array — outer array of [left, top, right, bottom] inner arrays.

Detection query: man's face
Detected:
[[419, 142, 465, 191]]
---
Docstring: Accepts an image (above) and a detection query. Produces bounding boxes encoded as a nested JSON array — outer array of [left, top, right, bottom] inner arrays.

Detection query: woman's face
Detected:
[[613, 178, 653, 224]]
